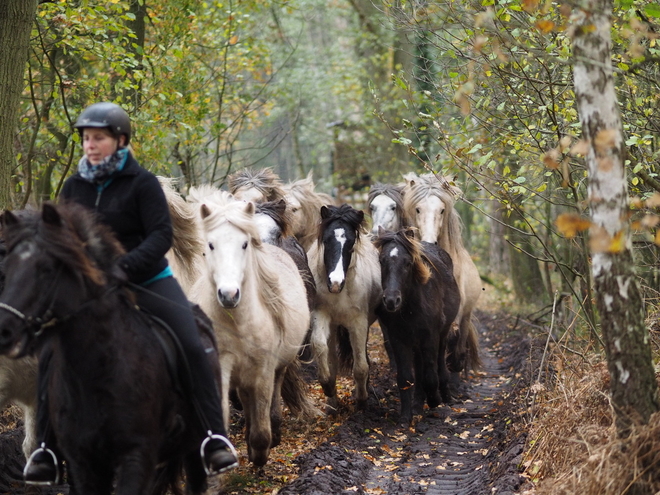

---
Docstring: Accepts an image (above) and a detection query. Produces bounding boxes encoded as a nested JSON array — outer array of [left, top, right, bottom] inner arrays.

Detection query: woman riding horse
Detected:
[[23, 102, 238, 485]]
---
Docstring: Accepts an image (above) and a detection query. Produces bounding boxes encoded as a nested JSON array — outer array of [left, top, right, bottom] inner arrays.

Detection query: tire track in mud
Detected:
[[280, 317, 525, 495]]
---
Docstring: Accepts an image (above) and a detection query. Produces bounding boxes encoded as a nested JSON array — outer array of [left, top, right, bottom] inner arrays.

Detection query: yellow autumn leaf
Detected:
[[556, 213, 591, 238], [655, 230, 660, 247], [542, 149, 560, 169], [523, 0, 540, 13], [535, 20, 555, 33], [228, 35, 239, 45]]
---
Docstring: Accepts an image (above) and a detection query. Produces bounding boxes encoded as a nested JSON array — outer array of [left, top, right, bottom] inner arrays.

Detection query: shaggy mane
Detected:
[[373, 228, 432, 284], [228, 167, 285, 202]]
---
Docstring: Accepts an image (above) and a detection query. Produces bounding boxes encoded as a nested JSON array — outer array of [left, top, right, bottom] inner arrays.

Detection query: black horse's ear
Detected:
[[200, 204, 211, 219], [356, 210, 364, 223], [274, 199, 286, 215], [320, 205, 330, 219], [42, 203, 62, 226], [404, 227, 416, 239], [1, 210, 19, 228], [377, 225, 386, 237]]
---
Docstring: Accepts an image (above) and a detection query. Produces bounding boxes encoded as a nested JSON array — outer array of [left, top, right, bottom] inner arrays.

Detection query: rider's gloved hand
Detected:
[[109, 258, 129, 284]]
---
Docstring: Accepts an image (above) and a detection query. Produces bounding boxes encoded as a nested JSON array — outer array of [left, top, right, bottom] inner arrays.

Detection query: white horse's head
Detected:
[[411, 194, 446, 245], [369, 194, 400, 235], [199, 197, 259, 308]]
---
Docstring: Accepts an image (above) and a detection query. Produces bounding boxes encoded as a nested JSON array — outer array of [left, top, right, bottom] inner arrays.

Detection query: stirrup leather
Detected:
[[24, 442, 61, 486], [200, 432, 238, 475]]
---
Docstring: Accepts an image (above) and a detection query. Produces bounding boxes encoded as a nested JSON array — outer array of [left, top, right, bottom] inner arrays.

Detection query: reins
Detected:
[[0, 283, 118, 338]]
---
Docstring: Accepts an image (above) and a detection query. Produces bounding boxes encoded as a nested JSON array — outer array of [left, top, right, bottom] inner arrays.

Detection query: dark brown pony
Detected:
[[0, 203, 216, 495], [374, 227, 460, 425]]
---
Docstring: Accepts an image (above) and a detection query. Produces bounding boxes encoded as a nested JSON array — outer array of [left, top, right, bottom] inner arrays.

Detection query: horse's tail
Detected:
[[281, 359, 321, 418], [464, 314, 482, 373], [337, 325, 354, 374]]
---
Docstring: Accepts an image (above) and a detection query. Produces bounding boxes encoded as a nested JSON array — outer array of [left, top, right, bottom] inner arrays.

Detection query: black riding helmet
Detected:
[[74, 102, 131, 145]]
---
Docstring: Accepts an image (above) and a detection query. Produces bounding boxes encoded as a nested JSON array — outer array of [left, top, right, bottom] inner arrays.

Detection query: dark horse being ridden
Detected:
[[374, 227, 460, 425], [0, 203, 219, 495]]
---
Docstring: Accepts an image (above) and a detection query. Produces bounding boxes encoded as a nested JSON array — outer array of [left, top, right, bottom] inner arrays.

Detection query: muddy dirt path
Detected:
[[277, 311, 530, 495], [0, 310, 532, 494]]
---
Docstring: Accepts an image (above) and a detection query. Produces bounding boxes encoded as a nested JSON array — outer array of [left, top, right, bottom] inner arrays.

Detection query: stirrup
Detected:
[[200, 432, 239, 475], [24, 442, 61, 486]]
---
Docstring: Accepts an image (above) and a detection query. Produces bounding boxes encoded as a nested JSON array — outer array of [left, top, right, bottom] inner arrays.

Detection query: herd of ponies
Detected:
[[0, 167, 483, 489]]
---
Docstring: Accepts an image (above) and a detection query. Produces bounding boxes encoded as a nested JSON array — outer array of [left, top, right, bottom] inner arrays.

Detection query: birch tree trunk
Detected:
[[0, 0, 37, 209], [571, 0, 659, 435]]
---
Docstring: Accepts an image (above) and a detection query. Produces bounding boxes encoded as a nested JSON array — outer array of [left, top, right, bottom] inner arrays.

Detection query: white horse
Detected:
[[188, 190, 312, 467], [0, 355, 37, 459], [366, 182, 409, 236], [307, 204, 382, 413], [403, 173, 482, 374]]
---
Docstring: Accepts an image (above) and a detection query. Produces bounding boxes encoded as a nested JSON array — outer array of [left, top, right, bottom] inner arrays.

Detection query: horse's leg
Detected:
[[310, 311, 339, 414], [270, 367, 286, 449], [184, 450, 208, 495], [347, 317, 370, 410], [65, 459, 114, 495], [219, 355, 235, 437], [437, 331, 452, 404], [114, 450, 157, 495], [416, 330, 441, 411], [390, 335, 415, 425], [239, 375, 274, 467]]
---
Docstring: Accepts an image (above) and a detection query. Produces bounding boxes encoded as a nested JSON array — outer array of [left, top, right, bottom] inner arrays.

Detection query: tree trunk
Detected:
[[572, 0, 659, 435], [0, 0, 37, 209]]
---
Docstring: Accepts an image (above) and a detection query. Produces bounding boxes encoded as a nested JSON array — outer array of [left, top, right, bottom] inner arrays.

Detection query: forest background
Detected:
[[1, 0, 660, 491]]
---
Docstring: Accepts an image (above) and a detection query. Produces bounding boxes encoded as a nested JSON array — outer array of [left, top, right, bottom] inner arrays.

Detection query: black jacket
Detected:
[[60, 152, 172, 284]]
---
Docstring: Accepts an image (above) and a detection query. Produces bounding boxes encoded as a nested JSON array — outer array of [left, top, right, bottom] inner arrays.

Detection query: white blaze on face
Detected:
[[370, 195, 398, 233], [389, 246, 399, 258], [328, 227, 347, 287], [416, 195, 445, 244], [18, 242, 36, 260]]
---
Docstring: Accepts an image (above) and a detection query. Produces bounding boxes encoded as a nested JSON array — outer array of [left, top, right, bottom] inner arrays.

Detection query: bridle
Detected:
[[0, 261, 117, 339]]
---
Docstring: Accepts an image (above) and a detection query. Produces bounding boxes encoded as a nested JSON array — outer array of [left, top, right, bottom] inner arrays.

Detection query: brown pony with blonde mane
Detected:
[[374, 227, 461, 424], [403, 173, 482, 376]]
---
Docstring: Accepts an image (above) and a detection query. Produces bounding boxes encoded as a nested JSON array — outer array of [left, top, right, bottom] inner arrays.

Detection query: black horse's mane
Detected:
[[318, 204, 365, 243], [373, 228, 432, 284], [255, 199, 292, 238], [5, 202, 123, 287]]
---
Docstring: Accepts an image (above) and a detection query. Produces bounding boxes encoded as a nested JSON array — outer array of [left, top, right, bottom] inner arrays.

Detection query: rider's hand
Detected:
[[109, 259, 129, 284]]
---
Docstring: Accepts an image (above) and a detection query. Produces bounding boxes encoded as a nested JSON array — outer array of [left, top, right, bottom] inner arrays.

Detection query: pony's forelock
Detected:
[[374, 229, 432, 284]]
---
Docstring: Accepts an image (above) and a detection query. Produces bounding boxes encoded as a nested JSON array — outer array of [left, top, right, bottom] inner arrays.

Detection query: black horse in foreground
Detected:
[[374, 227, 460, 425], [0, 202, 218, 495]]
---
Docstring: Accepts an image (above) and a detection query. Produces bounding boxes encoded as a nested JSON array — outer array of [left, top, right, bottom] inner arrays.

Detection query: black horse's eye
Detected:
[[441, 208, 445, 215], [416, 207, 420, 214], [209, 243, 214, 251], [390, 205, 396, 211], [242, 241, 248, 250]]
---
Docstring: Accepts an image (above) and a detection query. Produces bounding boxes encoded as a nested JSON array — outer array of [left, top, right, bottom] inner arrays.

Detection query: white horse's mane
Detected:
[[402, 174, 466, 260]]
